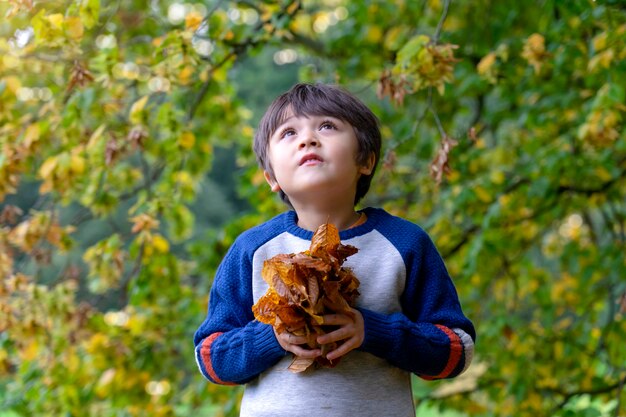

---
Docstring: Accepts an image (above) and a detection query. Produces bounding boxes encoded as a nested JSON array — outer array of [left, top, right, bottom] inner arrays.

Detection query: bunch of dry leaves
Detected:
[[252, 223, 360, 373]]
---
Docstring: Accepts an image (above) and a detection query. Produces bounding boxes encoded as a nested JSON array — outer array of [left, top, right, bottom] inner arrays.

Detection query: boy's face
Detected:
[[264, 111, 374, 207]]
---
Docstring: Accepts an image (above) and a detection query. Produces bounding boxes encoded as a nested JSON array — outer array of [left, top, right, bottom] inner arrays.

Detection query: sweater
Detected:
[[194, 207, 476, 416]]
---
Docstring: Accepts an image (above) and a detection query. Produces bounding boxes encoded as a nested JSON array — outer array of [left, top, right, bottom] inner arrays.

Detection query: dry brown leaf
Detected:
[[430, 134, 458, 185], [252, 223, 360, 373]]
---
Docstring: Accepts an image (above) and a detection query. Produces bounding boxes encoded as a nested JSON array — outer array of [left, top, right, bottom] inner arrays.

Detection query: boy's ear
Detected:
[[359, 153, 377, 176], [263, 171, 281, 192]]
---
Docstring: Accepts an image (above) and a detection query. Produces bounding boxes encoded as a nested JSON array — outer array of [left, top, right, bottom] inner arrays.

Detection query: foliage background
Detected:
[[1, 0, 625, 416]]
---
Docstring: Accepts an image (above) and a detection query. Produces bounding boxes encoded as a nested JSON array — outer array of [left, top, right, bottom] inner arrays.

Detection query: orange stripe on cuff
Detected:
[[200, 332, 236, 385], [427, 325, 463, 379]]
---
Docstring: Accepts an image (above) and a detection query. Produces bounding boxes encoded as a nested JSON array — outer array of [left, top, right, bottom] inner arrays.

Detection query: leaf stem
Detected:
[[433, 0, 451, 43]]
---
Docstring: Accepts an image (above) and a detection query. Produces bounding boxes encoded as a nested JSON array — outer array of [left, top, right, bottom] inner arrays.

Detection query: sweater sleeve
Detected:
[[358, 227, 475, 380], [193, 239, 287, 385]]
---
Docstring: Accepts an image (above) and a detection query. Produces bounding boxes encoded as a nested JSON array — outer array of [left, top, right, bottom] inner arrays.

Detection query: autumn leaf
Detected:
[[129, 95, 149, 124], [430, 134, 458, 185], [67, 61, 94, 93], [130, 213, 159, 234], [309, 222, 341, 259], [252, 223, 359, 373], [521, 33, 550, 74]]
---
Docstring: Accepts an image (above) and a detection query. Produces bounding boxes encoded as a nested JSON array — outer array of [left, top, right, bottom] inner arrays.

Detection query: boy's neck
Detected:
[[292, 203, 362, 232]]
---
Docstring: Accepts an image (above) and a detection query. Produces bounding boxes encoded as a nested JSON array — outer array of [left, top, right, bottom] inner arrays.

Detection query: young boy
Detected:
[[194, 83, 475, 416]]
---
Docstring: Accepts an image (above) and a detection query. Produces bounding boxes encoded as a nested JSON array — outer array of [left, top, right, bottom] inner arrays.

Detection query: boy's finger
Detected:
[[324, 338, 356, 361], [278, 332, 307, 346], [289, 346, 321, 358], [321, 313, 351, 325], [317, 327, 352, 344], [286, 333, 308, 345]]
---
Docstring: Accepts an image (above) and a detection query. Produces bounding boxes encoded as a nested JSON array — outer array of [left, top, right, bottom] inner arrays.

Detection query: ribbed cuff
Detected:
[[359, 308, 397, 357], [253, 321, 288, 361]]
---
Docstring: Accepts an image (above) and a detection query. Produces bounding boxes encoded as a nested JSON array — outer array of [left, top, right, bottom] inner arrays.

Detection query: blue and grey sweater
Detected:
[[194, 207, 475, 416]]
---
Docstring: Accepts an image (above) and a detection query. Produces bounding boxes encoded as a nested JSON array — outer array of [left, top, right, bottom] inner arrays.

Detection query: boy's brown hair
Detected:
[[253, 83, 382, 207]]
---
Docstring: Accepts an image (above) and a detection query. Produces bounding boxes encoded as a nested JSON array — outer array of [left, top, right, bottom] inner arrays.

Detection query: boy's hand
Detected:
[[273, 328, 322, 358], [316, 308, 364, 361]]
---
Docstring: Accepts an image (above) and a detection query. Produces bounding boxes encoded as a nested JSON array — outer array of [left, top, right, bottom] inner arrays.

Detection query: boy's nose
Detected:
[[298, 130, 319, 148]]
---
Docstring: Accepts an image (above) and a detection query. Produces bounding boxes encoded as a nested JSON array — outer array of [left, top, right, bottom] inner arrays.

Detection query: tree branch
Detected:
[[550, 374, 626, 411], [615, 369, 625, 417], [187, 0, 301, 121], [433, 0, 451, 43]]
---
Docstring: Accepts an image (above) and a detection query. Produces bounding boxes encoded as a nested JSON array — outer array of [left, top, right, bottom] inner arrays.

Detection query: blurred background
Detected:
[[1, 0, 625, 416]]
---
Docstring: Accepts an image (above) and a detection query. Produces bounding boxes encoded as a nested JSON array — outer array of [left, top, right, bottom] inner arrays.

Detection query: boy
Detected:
[[194, 83, 475, 416]]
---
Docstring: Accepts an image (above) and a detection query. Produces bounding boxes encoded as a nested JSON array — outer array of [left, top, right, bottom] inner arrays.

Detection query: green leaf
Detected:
[[166, 203, 195, 241], [395, 34, 429, 66], [606, 83, 625, 104], [79, 0, 100, 29]]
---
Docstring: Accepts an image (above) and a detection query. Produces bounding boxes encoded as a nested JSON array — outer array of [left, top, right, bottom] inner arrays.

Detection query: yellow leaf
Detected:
[[185, 11, 203, 31], [521, 33, 547, 74], [64, 16, 84, 40], [477, 52, 497, 82], [23, 124, 40, 148], [212, 66, 227, 83], [588, 49, 614, 72], [592, 31, 608, 52], [65, 347, 80, 373], [384, 26, 403, 51], [19, 341, 40, 361], [47, 13, 64, 29], [498, 194, 512, 209], [470, 274, 481, 286], [201, 142, 212, 154], [595, 166, 612, 182], [240, 125, 253, 138], [175, 171, 193, 186], [553, 341, 564, 359], [142, 244, 153, 257], [525, 392, 543, 411], [70, 154, 85, 174], [526, 33, 545, 51], [127, 314, 147, 335], [286, 1, 299, 14], [251, 170, 265, 187], [129, 95, 149, 124], [39, 181, 53, 194], [590, 327, 601, 340], [447, 169, 460, 182], [152, 234, 169, 253], [3, 76, 21, 94], [477, 52, 496, 75], [87, 124, 106, 150], [178, 66, 193, 84], [86, 334, 109, 353], [2, 55, 20, 70], [473, 185, 492, 203], [178, 131, 195, 149], [39, 155, 58, 180], [568, 17, 581, 29], [490, 170, 506, 185], [366, 26, 383, 43]]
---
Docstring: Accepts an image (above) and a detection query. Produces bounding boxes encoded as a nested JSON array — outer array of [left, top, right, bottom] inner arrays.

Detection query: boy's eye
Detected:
[[319, 120, 337, 130], [279, 128, 295, 139]]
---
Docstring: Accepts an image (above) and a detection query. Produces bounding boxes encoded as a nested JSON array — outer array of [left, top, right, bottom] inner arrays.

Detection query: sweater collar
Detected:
[[283, 207, 384, 240]]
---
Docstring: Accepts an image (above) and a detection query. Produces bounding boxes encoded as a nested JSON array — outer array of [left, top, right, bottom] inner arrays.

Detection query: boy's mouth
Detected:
[[299, 153, 324, 166]]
